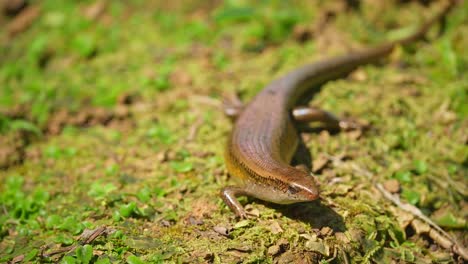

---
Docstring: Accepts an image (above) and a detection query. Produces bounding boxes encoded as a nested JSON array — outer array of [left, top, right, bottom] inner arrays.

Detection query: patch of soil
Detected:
[[6, 3, 40, 37], [0, 93, 137, 170], [293, 24, 313, 43], [1, 0, 28, 16], [46, 95, 136, 135], [82, 0, 107, 21], [0, 131, 26, 169], [0, 104, 29, 120]]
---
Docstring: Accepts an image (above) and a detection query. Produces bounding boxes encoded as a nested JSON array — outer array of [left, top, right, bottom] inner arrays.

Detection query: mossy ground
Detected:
[[0, 0, 467, 263]]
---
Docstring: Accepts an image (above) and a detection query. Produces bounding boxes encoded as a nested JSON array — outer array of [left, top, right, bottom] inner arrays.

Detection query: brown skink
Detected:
[[221, 2, 454, 218]]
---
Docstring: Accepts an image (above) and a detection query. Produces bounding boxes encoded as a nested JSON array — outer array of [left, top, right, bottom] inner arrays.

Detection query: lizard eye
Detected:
[[288, 185, 300, 194]]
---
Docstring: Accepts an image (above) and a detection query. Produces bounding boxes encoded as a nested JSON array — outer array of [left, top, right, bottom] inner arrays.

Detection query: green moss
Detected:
[[0, 0, 467, 263]]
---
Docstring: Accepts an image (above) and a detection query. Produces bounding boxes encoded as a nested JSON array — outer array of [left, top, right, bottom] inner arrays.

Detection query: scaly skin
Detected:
[[222, 2, 454, 218]]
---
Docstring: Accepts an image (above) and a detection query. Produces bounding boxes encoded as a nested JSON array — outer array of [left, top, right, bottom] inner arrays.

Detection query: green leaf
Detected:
[[393, 171, 412, 183], [59, 216, 84, 235], [27, 36, 49, 64], [44, 145, 62, 159], [95, 257, 111, 264], [76, 245, 93, 264], [119, 202, 137, 217], [33, 188, 49, 205], [9, 120, 42, 136], [447, 164, 457, 174], [153, 187, 166, 198], [147, 125, 174, 144], [401, 249, 415, 262], [46, 215, 62, 229], [72, 34, 96, 58], [170, 161, 193, 173], [64, 147, 77, 156], [213, 52, 229, 69], [412, 160, 427, 175], [61, 256, 77, 264], [88, 182, 117, 199], [127, 255, 145, 264], [5, 175, 24, 190], [113, 210, 122, 222], [110, 230, 124, 239], [401, 189, 420, 205], [154, 75, 170, 91], [176, 149, 191, 159], [109, 130, 122, 141], [234, 220, 251, 229], [137, 188, 152, 203], [438, 37, 458, 77], [434, 212, 466, 228], [24, 249, 39, 261], [214, 6, 256, 23], [449, 86, 467, 117], [105, 164, 120, 176], [54, 234, 75, 245]]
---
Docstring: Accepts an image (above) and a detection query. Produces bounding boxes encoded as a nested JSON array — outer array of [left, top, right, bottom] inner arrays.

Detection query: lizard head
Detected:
[[266, 168, 319, 204], [283, 174, 320, 203]]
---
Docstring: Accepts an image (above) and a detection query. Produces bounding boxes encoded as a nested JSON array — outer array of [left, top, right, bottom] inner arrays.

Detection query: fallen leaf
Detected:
[[268, 221, 284, 234], [233, 220, 251, 229], [411, 219, 430, 234], [383, 179, 400, 193], [312, 154, 329, 173], [213, 225, 229, 236], [305, 241, 329, 256], [320, 226, 333, 237], [10, 254, 24, 264], [267, 245, 281, 256]]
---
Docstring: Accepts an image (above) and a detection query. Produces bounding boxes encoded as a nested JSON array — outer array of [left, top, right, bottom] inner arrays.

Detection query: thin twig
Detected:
[[324, 246, 337, 262], [42, 226, 110, 258], [339, 247, 350, 264], [81, 226, 107, 244], [376, 183, 468, 260], [375, 183, 451, 241], [191, 95, 222, 108], [326, 153, 468, 260], [42, 245, 75, 258], [186, 116, 204, 142]]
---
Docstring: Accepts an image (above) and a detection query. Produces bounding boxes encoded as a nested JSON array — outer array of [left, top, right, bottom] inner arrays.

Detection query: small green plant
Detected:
[[393, 171, 412, 183], [72, 34, 97, 58], [88, 182, 118, 200], [136, 187, 152, 203], [412, 160, 427, 175], [401, 189, 420, 205], [146, 124, 175, 144], [44, 146, 78, 159], [60, 245, 94, 264], [0, 176, 49, 221], [127, 255, 145, 264], [119, 202, 138, 217], [54, 233, 75, 245], [170, 161, 193, 173]]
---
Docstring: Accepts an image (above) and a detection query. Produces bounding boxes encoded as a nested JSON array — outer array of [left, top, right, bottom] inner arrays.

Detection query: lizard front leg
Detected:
[[220, 186, 249, 219]]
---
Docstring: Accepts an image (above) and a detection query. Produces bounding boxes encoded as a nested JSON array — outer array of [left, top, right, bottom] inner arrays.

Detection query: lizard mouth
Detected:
[[299, 188, 319, 202], [288, 182, 319, 202], [307, 189, 320, 200]]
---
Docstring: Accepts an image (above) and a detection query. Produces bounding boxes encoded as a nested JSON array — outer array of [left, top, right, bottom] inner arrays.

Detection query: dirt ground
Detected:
[[0, 0, 467, 263]]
